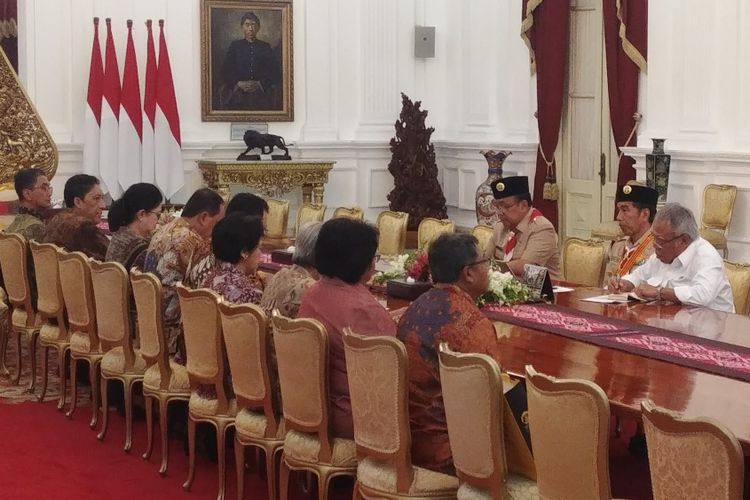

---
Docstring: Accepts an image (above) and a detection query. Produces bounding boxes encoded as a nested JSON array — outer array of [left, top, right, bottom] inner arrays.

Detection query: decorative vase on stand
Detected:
[[645, 139, 671, 208], [476, 150, 511, 225]]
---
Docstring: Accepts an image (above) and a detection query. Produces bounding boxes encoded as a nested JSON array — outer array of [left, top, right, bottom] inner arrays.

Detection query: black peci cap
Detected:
[[491, 176, 530, 200], [615, 184, 658, 206]]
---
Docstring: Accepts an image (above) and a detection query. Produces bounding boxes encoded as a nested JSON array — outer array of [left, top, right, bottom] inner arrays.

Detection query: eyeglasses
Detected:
[[495, 201, 520, 213], [653, 233, 684, 248], [374, 253, 381, 263], [148, 210, 162, 217], [466, 257, 490, 268]]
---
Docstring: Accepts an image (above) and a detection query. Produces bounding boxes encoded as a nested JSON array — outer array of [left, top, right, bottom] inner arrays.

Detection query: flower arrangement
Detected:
[[373, 251, 430, 284], [477, 268, 530, 306]]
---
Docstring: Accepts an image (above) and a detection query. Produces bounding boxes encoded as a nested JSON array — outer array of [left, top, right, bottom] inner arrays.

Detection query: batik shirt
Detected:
[[143, 218, 210, 354], [105, 226, 151, 270], [260, 264, 316, 318], [44, 209, 109, 261], [201, 260, 263, 305], [6, 206, 48, 241], [397, 284, 502, 473]]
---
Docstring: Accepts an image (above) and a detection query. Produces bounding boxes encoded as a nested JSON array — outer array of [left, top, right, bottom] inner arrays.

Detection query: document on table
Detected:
[[581, 292, 649, 304], [552, 286, 575, 293]]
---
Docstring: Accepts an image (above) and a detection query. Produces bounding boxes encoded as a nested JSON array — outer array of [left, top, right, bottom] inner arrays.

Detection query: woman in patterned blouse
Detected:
[[106, 183, 163, 270], [201, 213, 264, 304]]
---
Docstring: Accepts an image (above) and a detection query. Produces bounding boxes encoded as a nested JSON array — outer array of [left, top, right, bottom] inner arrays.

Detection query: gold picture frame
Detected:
[[200, 0, 293, 122]]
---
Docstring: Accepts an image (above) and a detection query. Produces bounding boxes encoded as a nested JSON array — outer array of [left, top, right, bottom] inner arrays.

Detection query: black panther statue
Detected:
[[237, 130, 292, 161]]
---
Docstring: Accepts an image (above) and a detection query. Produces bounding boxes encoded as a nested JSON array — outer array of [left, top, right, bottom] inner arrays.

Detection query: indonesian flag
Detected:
[[117, 20, 143, 191], [99, 18, 121, 197], [82, 18, 103, 178], [141, 20, 157, 184], [154, 20, 183, 199]]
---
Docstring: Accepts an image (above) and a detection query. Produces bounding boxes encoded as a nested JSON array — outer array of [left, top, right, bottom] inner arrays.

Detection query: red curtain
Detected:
[[603, 0, 647, 187], [521, 0, 569, 230], [0, 0, 17, 73]]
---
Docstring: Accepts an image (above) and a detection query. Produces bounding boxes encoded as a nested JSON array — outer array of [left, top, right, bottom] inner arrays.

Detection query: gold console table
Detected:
[[198, 160, 335, 204]]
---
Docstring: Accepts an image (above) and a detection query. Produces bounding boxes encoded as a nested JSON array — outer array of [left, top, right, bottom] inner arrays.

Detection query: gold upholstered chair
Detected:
[[219, 301, 284, 500], [266, 198, 290, 239], [641, 400, 744, 500], [296, 202, 327, 235], [417, 218, 455, 250], [0, 232, 40, 388], [333, 206, 364, 221], [439, 344, 537, 499], [91, 260, 147, 452], [30, 241, 70, 410], [272, 310, 357, 499], [562, 238, 607, 287], [177, 284, 237, 499], [699, 184, 737, 258], [724, 260, 750, 315], [58, 249, 103, 428], [525, 365, 614, 500], [376, 211, 409, 256], [471, 224, 495, 256], [590, 220, 624, 242], [343, 330, 458, 499], [131, 269, 189, 475]]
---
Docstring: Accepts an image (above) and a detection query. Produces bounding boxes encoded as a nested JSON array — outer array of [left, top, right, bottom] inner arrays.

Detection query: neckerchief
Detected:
[[504, 208, 543, 255], [616, 231, 654, 276]]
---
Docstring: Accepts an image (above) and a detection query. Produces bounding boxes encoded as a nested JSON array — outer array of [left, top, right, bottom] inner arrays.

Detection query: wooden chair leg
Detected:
[[234, 438, 245, 500], [216, 421, 231, 500], [265, 445, 282, 500], [279, 457, 291, 500], [142, 395, 154, 461], [123, 378, 137, 453], [89, 360, 101, 429], [97, 376, 110, 440], [38, 345, 49, 402], [27, 331, 38, 392], [183, 416, 197, 491], [159, 398, 171, 475], [66, 357, 79, 419], [317, 469, 331, 500], [0, 316, 9, 377], [57, 348, 68, 411], [12, 329, 22, 384], [353, 480, 363, 500]]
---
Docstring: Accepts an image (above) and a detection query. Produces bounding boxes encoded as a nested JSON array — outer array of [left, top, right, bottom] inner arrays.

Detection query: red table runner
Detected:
[[483, 303, 750, 383]]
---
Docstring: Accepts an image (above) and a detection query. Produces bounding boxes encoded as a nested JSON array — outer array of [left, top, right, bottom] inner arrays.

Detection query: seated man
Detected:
[[298, 218, 396, 440], [397, 232, 500, 473], [6, 167, 53, 241], [488, 176, 562, 280], [143, 188, 225, 357], [609, 203, 735, 313], [44, 174, 108, 260], [184, 192, 268, 288], [605, 184, 658, 282]]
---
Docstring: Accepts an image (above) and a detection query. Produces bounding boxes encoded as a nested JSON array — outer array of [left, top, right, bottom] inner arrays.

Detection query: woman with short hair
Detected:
[[260, 221, 321, 317], [298, 218, 396, 439], [201, 213, 264, 304], [106, 183, 163, 270]]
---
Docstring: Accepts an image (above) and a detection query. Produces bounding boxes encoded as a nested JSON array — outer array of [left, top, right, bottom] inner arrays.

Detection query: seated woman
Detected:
[[298, 218, 396, 439], [185, 192, 268, 288], [260, 221, 321, 317], [105, 183, 163, 269], [201, 213, 264, 304]]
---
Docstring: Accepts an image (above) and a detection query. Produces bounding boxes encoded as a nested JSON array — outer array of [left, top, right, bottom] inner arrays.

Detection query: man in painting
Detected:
[[219, 11, 282, 111]]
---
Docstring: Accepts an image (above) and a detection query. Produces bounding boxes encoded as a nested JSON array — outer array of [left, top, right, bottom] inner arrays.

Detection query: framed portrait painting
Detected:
[[201, 0, 293, 122]]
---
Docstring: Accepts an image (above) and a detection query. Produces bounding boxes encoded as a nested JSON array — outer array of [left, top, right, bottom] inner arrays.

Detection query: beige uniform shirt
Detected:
[[604, 230, 655, 284], [488, 207, 562, 280]]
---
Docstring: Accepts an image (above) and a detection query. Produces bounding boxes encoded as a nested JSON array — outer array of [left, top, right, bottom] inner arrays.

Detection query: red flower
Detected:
[[406, 251, 430, 282]]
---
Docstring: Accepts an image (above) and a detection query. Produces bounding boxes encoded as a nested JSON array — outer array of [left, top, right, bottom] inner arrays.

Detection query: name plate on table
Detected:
[[386, 279, 432, 301], [271, 249, 294, 265], [521, 264, 554, 303]]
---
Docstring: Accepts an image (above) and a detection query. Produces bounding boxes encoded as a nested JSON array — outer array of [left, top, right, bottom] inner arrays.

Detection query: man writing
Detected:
[[487, 175, 562, 280], [605, 184, 658, 282], [608, 203, 734, 312]]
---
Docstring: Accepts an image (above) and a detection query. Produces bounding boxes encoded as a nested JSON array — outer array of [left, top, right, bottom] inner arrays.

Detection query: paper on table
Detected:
[[552, 286, 574, 293], [581, 292, 649, 304]]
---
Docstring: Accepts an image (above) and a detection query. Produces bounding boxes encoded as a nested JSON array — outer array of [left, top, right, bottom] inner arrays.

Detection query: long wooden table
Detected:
[[382, 286, 750, 453]]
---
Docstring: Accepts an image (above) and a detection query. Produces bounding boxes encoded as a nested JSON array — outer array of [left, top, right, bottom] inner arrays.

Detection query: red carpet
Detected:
[[0, 399, 353, 499]]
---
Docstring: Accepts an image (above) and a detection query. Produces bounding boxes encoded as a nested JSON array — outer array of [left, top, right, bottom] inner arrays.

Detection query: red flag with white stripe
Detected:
[[99, 18, 121, 198], [117, 20, 143, 191], [82, 18, 103, 178], [154, 20, 183, 199], [142, 19, 157, 184]]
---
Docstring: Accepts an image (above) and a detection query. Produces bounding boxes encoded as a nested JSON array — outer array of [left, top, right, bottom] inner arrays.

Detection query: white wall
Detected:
[[623, 0, 750, 262], [17, 0, 537, 228]]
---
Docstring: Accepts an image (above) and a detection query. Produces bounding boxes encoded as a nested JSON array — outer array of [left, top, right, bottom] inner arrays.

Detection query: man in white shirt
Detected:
[[608, 203, 734, 313]]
